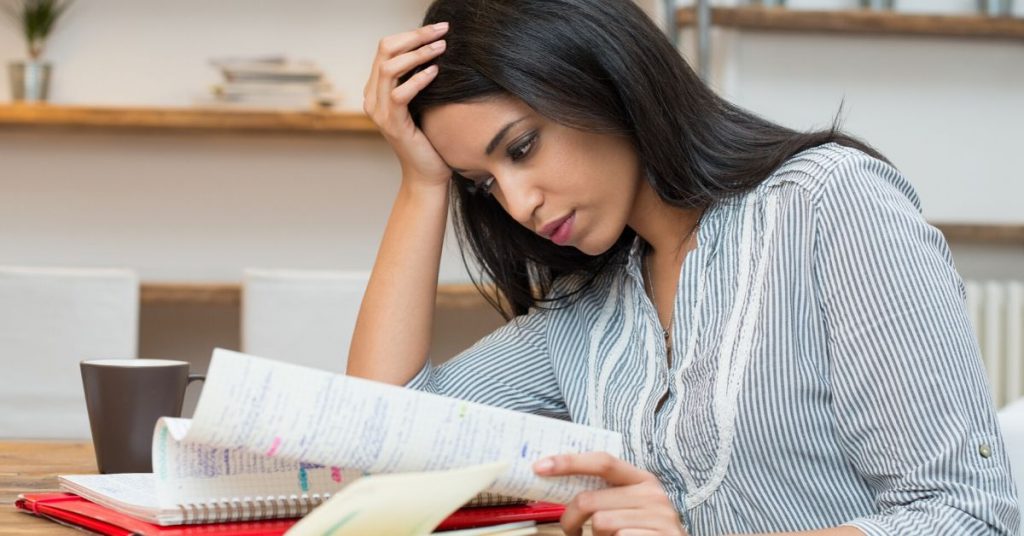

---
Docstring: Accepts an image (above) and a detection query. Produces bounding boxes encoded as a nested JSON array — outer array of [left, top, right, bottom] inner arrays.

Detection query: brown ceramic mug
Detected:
[[80, 359, 204, 473]]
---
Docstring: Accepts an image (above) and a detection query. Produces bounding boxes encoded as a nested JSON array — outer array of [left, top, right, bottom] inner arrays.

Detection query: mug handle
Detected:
[[188, 374, 205, 386]]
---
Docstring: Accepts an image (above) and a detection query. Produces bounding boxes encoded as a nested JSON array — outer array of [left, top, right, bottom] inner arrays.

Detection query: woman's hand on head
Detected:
[[364, 23, 452, 189], [534, 452, 688, 536]]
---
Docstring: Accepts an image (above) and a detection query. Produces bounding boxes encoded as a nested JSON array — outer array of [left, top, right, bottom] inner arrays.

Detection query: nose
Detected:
[[494, 172, 543, 231]]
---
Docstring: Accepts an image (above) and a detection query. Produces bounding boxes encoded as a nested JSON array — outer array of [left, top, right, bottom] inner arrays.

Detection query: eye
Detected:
[[462, 174, 495, 196], [459, 132, 537, 198], [476, 176, 496, 195], [508, 132, 537, 162]]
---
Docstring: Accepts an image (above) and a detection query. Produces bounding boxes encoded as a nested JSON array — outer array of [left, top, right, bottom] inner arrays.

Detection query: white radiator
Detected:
[[965, 280, 1024, 409]]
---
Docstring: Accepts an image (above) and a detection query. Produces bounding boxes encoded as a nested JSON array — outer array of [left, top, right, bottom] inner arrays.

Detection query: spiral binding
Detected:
[[177, 490, 526, 524], [178, 492, 331, 524], [464, 492, 529, 508]]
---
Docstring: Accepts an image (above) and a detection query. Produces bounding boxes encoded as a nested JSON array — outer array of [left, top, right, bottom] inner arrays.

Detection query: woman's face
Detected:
[[421, 96, 643, 256]]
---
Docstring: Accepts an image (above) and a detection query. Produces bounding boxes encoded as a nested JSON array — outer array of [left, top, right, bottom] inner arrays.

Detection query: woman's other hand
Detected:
[[364, 22, 451, 188], [534, 452, 688, 536]]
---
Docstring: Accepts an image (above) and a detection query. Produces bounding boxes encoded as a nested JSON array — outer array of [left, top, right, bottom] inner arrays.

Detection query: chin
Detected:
[[547, 212, 623, 256], [572, 230, 619, 257], [579, 244, 613, 257]]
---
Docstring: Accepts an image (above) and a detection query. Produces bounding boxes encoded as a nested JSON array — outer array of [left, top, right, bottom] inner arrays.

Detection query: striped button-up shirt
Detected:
[[407, 143, 1021, 535]]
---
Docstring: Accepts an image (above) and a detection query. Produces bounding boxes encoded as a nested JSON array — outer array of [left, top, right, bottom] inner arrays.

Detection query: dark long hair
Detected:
[[406, 0, 888, 321]]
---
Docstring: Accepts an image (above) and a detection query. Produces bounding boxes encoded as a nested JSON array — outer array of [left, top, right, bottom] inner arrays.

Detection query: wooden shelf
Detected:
[[935, 223, 1024, 245], [141, 282, 490, 309], [677, 6, 1024, 41], [141, 283, 242, 306], [0, 103, 379, 135], [140, 224, 1023, 308]]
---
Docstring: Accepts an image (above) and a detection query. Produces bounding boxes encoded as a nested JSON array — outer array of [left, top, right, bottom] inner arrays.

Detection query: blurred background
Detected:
[[0, 0, 1021, 426]]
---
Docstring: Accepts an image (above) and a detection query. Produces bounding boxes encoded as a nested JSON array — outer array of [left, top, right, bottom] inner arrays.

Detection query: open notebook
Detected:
[[58, 472, 527, 526], [58, 349, 622, 526], [60, 472, 335, 526]]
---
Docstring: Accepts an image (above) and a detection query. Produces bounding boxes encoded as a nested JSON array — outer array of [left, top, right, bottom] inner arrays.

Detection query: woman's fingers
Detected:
[[378, 22, 448, 61], [559, 485, 648, 533], [534, 454, 678, 536], [559, 481, 675, 534], [589, 507, 679, 535], [380, 39, 445, 84], [376, 39, 445, 112], [361, 22, 453, 185], [391, 64, 439, 106], [534, 452, 655, 486], [364, 22, 448, 113]]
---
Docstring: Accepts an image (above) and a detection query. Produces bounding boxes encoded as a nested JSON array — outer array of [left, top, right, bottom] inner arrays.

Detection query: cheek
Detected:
[[583, 162, 637, 215], [558, 137, 637, 198], [585, 168, 640, 252]]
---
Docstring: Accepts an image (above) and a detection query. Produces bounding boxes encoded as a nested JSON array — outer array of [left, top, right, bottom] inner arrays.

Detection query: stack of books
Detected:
[[16, 349, 625, 535], [16, 490, 563, 535], [203, 56, 338, 110]]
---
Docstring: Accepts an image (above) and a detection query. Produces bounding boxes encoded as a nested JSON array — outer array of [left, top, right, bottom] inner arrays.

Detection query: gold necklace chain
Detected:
[[644, 212, 704, 356]]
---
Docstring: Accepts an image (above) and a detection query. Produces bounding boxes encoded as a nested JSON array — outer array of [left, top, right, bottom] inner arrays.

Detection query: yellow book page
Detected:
[[285, 462, 509, 536]]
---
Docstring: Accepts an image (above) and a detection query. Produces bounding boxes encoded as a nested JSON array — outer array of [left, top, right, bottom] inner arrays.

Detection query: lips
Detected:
[[549, 213, 574, 246], [539, 212, 573, 239]]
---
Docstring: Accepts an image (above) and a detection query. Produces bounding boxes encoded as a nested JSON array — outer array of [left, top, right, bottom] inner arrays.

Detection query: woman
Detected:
[[347, 0, 1020, 534]]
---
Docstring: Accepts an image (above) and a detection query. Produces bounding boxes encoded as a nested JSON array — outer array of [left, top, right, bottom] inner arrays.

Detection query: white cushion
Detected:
[[242, 269, 370, 374], [0, 266, 138, 439]]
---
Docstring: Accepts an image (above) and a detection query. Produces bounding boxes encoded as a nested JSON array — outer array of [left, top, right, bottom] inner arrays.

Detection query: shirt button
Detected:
[[979, 444, 992, 458]]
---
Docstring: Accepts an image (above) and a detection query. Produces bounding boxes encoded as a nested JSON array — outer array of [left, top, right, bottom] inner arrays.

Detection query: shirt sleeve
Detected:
[[403, 302, 570, 420], [809, 152, 1021, 535]]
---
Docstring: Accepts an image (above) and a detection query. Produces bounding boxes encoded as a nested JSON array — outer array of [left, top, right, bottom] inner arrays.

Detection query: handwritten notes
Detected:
[[178, 349, 623, 504], [152, 416, 356, 508]]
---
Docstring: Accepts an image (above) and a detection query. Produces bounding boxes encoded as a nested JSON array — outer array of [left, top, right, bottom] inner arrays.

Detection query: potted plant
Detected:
[[3, 0, 73, 102]]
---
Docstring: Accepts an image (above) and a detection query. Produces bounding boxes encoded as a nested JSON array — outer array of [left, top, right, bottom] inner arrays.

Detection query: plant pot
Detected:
[[860, 0, 895, 9], [8, 61, 52, 102], [978, 0, 1014, 16]]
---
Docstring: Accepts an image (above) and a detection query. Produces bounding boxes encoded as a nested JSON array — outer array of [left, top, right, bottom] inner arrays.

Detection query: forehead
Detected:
[[421, 96, 538, 167]]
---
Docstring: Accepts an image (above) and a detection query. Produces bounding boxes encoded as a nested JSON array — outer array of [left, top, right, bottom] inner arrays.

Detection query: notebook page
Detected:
[[185, 349, 623, 504], [153, 417, 359, 509], [58, 473, 165, 523]]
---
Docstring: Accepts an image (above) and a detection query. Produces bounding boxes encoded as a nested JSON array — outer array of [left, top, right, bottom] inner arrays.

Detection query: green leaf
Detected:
[[3, 0, 72, 59]]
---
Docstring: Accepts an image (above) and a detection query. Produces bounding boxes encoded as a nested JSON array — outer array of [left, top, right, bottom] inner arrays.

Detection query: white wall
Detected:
[[1, 0, 1021, 286], [680, 0, 1024, 223], [0, 0, 434, 110], [0, 0, 487, 282], [0, 129, 477, 281]]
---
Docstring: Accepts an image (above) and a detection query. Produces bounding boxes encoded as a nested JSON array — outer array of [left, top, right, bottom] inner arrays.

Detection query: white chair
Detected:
[[998, 397, 1024, 534], [0, 266, 138, 439], [242, 269, 370, 374]]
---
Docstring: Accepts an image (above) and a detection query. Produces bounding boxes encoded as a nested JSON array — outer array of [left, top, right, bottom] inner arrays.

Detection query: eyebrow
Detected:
[[450, 117, 528, 174]]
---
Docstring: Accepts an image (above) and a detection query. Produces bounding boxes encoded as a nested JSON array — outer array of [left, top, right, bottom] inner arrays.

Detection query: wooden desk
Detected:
[[0, 441, 577, 535], [1, 441, 97, 534]]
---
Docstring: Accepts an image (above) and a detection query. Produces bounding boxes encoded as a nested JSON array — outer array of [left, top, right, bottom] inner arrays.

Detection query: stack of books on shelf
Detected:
[[201, 56, 338, 111]]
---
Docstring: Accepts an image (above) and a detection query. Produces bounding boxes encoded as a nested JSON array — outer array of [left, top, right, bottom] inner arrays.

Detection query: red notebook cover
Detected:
[[434, 502, 564, 531], [15, 492, 565, 535]]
